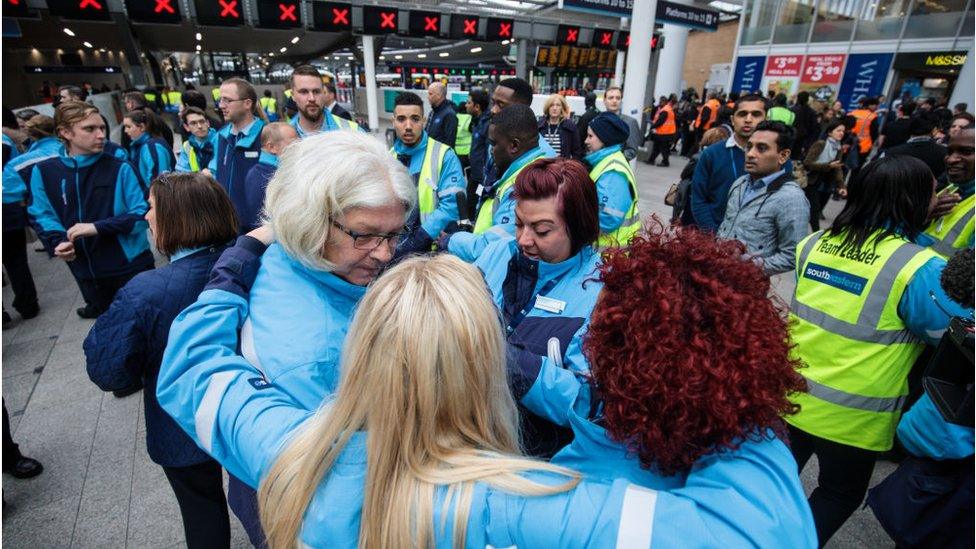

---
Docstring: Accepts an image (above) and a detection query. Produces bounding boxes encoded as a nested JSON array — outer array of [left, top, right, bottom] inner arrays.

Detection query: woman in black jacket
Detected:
[[84, 172, 239, 549], [803, 119, 848, 231], [538, 93, 584, 160]]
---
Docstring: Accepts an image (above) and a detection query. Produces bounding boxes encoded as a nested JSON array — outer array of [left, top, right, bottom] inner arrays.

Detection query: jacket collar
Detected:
[[258, 150, 278, 167], [392, 132, 428, 156], [499, 145, 545, 183], [189, 129, 216, 148], [276, 243, 369, 301], [131, 133, 149, 147], [219, 117, 263, 147], [27, 136, 62, 154], [584, 143, 622, 165], [58, 148, 103, 168], [170, 245, 209, 262], [510, 238, 597, 285]]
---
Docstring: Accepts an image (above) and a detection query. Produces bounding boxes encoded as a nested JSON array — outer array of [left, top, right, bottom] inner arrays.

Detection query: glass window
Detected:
[[960, 5, 974, 36], [773, 0, 817, 43], [811, 0, 858, 42], [741, 0, 779, 45], [854, 0, 911, 41], [904, 0, 969, 38]]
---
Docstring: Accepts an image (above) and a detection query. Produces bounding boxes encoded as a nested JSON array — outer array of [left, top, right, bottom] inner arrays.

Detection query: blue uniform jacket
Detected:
[[239, 151, 277, 234], [393, 133, 465, 239], [898, 394, 975, 460], [481, 137, 557, 192], [84, 244, 230, 467], [2, 133, 20, 166], [449, 145, 552, 262], [156, 237, 819, 548], [425, 101, 458, 148], [208, 118, 266, 202], [584, 145, 635, 235], [689, 137, 745, 230], [467, 113, 491, 186], [174, 129, 218, 173], [28, 149, 153, 279], [208, 238, 365, 410], [128, 133, 174, 191], [2, 137, 62, 232]]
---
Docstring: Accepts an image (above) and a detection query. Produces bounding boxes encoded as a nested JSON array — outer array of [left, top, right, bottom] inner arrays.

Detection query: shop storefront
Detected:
[[891, 50, 968, 102]]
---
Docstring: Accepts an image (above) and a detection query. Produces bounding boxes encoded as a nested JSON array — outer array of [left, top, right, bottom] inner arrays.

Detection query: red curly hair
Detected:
[[584, 221, 806, 477]]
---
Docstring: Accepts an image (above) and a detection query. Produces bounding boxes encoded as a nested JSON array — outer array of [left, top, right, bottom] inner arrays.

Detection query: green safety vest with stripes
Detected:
[[588, 150, 640, 248], [145, 92, 158, 103], [922, 192, 974, 257], [259, 96, 277, 115], [455, 113, 472, 156], [164, 91, 182, 106], [391, 138, 449, 223], [181, 140, 202, 172], [786, 229, 941, 451], [473, 151, 546, 235], [211, 88, 220, 101], [331, 114, 359, 131]]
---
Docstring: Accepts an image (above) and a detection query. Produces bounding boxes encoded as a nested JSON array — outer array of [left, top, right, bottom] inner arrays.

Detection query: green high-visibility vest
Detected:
[[588, 150, 640, 248], [767, 106, 795, 126], [455, 113, 472, 156], [391, 138, 449, 223], [145, 92, 158, 103], [211, 88, 221, 101], [786, 229, 940, 451], [260, 96, 277, 115], [165, 91, 182, 105], [473, 150, 546, 234], [182, 141, 201, 172], [922, 192, 974, 257]]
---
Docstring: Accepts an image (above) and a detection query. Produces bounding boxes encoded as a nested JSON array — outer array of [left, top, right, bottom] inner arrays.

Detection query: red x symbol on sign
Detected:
[[626, 35, 631, 46], [565, 28, 578, 42], [218, 0, 238, 17], [379, 11, 396, 29], [600, 31, 612, 45], [154, 0, 174, 14], [79, 0, 102, 9], [9, 0, 20, 5], [278, 3, 296, 21], [331, 7, 349, 25], [424, 15, 438, 31], [463, 18, 477, 34], [498, 22, 511, 37]]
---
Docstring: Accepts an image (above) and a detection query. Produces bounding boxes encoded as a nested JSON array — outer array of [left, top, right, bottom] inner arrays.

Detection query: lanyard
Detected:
[[505, 272, 568, 336], [729, 147, 739, 181]]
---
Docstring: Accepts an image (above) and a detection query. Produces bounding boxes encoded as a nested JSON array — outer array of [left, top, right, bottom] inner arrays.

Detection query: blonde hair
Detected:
[[543, 93, 570, 122], [258, 254, 580, 548], [262, 130, 416, 271]]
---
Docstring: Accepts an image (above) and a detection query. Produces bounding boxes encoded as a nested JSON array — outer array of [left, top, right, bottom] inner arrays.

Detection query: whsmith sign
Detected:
[[559, 0, 719, 30]]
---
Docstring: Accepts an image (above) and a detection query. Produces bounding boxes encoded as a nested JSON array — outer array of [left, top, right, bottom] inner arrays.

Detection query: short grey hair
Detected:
[[263, 130, 416, 271]]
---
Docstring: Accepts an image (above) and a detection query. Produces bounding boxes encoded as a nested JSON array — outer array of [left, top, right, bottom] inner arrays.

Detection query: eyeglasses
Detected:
[[185, 119, 209, 127], [331, 221, 407, 250], [218, 97, 246, 105]]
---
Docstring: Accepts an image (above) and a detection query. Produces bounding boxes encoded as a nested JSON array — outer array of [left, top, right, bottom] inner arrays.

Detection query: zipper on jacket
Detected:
[[72, 159, 97, 280]]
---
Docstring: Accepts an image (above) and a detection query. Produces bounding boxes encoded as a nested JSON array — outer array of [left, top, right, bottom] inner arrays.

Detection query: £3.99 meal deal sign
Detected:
[[799, 54, 846, 102], [763, 55, 803, 97]]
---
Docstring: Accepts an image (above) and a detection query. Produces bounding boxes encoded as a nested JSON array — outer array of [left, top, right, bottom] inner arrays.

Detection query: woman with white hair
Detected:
[[187, 129, 415, 546]]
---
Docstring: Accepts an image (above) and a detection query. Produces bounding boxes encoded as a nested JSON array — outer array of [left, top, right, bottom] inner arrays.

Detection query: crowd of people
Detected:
[[1, 64, 973, 548]]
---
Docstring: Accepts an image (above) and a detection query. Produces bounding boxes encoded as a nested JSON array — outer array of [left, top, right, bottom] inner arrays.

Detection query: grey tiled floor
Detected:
[[2, 143, 893, 548]]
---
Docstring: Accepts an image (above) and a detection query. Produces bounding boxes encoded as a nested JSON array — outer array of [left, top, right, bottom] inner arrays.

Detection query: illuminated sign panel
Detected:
[[449, 15, 479, 39], [312, 2, 352, 31], [408, 10, 441, 37], [362, 5, 398, 34], [256, 0, 302, 28], [486, 17, 513, 40], [125, 0, 182, 24], [47, 0, 112, 21], [194, 0, 245, 26]]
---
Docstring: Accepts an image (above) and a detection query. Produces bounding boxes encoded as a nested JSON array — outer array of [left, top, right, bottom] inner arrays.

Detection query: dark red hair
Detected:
[[513, 157, 599, 255], [584, 221, 806, 476]]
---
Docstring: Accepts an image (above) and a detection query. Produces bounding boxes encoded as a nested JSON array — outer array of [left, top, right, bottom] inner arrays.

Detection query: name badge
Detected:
[[534, 295, 566, 314], [476, 184, 484, 197], [244, 151, 259, 158]]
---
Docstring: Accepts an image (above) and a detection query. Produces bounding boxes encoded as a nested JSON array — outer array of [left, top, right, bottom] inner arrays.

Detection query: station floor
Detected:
[[1, 148, 896, 548]]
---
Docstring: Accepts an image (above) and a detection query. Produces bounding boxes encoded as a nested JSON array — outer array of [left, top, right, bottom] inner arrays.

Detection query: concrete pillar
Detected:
[[653, 23, 690, 99], [949, 44, 975, 114], [622, 0, 657, 121], [614, 48, 626, 87], [516, 38, 529, 80], [361, 35, 379, 132]]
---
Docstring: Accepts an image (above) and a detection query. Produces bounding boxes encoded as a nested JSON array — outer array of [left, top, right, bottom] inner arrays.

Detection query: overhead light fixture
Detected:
[[196, 44, 201, 51], [378, 55, 385, 60], [439, 52, 449, 57], [395, 54, 403, 59], [100, 48, 107, 52], [269, 52, 275, 57], [470, 46, 482, 53], [280, 47, 287, 53], [63, 28, 75, 36], [501, 39, 511, 45], [291, 36, 300, 44], [417, 53, 427, 58], [83, 41, 93, 48], [195, 32, 202, 40]]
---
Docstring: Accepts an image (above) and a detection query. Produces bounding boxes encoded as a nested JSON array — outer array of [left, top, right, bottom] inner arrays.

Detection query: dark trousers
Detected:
[[804, 186, 832, 232], [75, 267, 149, 314], [2, 228, 38, 315], [228, 474, 266, 548], [647, 134, 675, 165], [2, 400, 23, 469], [680, 126, 697, 157], [162, 460, 231, 549], [789, 424, 881, 546]]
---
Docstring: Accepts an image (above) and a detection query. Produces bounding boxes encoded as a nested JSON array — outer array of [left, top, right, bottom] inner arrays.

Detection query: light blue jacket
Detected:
[[584, 144, 635, 235], [157, 260, 820, 548], [128, 133, 173, 189], [174, 129, 218, 173], [2, 137, 62, 205], [449, 145, 553, 262], [289, 111, 362, 138], [392, 132, 465, 238], [897, 394, 975, 460]]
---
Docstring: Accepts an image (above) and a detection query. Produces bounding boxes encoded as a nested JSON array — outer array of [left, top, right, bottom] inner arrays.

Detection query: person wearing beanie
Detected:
[[584, 113, 641, 247]]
